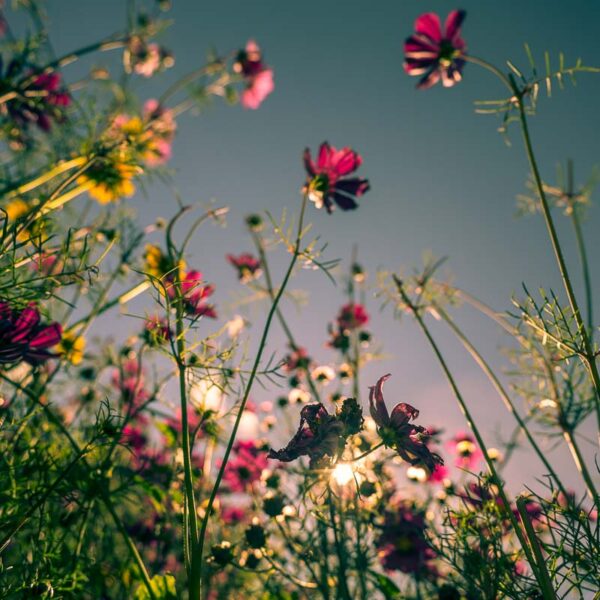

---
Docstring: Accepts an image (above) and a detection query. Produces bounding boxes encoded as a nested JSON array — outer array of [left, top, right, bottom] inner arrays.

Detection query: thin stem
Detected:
[[394, 277, 551, 595], [511, 77, 600, 440], [104, 497, 157, 600], [197, 196, 309, 593], [327, 490, 352, 600], [561, 427, 598, 501], [434, 303, 569, 498], [516, 497, 557, 600]]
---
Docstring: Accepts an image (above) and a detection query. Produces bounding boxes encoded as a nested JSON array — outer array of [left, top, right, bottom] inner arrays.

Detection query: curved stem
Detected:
[[511, 82, 600, 440], [197, 196, 309, 594], [394, 277, 555, 599], [434, 303, 569, 498]]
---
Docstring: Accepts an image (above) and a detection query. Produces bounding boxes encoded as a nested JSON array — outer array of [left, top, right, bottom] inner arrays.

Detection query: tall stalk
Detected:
[[196, 196, 309, 596], [394, 277, 556, 600]]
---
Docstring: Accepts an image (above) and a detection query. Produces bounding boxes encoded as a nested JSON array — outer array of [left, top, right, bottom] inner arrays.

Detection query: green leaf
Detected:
[[369, 570, 402, 598], [134, 574, 177, 600]]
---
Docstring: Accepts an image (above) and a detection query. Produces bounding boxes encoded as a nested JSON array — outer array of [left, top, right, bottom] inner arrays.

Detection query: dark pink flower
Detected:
[[376, 500, 435, 574], [0, 302, 62, 365], [303, 142, 370, 213], [143, 315, 171, 346], [234, 40, 274, 109], [222, 440, 268, 492], [168, 270, 217, 319], [221, 505, 247, 524], [404, 10, 467, 90], [227, 253, 262, 283], [447, 431, 483, 470], [337, 303, 369, 331], [112, 358, 149, 407], [369, 374, 443, 472], [283, 346, 311, 373]]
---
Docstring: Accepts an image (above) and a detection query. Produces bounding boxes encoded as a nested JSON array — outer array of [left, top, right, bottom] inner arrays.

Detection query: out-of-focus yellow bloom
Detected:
[[143, 243, 185, 279], [78, 161, 139, 205], [56, 332, 86, 365], [5, 198, 29, 220]]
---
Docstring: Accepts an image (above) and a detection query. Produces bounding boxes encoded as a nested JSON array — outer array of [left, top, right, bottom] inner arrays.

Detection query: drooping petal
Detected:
[[417, 68, 441, 90], [332, 192, 358, 211], [414, 12, 442, 43], [369, 373, 391, 427], [335, 177, 370, 197], [389, 402, 419, 429]]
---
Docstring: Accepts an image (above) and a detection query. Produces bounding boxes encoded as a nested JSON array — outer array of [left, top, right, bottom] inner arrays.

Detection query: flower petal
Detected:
[[414, 12, 442, 43], [369, 373, 391, 426], [444, 9, 466, 42]]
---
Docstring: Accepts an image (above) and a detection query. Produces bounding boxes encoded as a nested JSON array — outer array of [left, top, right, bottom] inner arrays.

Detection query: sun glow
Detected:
[[331, 463, 355, 486]]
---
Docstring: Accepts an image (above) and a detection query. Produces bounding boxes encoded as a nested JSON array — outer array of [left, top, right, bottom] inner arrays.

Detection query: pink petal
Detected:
[[12, 306, 40, 342], [331, 148, 361, 177], [369, 373, 391, 426], [444, 10, 466, 42], [414, 12, 442, 43], [317, 142, 333, 170], [29, 323, 62, 349]]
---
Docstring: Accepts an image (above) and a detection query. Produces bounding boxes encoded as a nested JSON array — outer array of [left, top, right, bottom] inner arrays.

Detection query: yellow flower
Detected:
[[56, 332, 86, 365], [143, 243, 185, 279], [78, 161, 139, 205], [5, 198, 29, 220]]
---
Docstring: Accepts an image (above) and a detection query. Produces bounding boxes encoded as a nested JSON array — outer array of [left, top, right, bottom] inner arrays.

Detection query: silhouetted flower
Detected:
[[404, 10, 467, 89], [227, 253, 262, 283], [268, 403, 345, 468], [303, 142, 370, 213], [376, 500, 435, 573], [0, 302, 62, 365], [234, 40, 274, 109], [369, 374, 443, 472]]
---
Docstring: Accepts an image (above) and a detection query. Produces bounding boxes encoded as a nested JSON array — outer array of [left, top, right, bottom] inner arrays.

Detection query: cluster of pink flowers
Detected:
[[234, 40, 274, 110], [337, 302, 369, 331], [111, 357, 150, 409]]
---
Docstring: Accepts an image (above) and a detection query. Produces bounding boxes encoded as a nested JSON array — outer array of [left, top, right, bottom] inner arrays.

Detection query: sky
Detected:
[[37, 0, 600, 492]]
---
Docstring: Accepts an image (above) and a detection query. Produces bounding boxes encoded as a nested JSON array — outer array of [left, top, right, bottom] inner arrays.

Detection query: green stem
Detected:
[[515, 497, 557, 600], [327, 490, 352, 600], [104, 497, 157, 600], [511, 77, 600, 441], [197, 196, 309, 594], [434, 303, 569, 498], [394, 277, 551, 596], [561, 426, 598, 501]]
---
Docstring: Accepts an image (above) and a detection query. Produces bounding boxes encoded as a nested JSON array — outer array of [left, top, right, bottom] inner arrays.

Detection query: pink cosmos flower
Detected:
[[222, 440, 268, 492], [234, 40, 274, 109], [125, 37, 173, 78], [337, 303, 369, 331], [0, 302, 62, 365], [112, 358, 149, 408], [447, 431, 483, 470], [226, 253, 262, 283], [303, 142, 370, 213], [404, 10, 467, 89], [167, 269, 217, 319], [143, 99, 177, 166]]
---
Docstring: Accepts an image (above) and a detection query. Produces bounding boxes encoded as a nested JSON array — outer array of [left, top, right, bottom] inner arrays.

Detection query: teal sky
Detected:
[[41, 1, 600, 491]]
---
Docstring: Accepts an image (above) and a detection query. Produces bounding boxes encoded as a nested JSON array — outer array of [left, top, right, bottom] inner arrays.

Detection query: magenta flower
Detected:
[[3, 67, 71, 131], [222, 440, 268, 492], [376, 500, 435, 574], [369, 374, 443, 472], [168, 270, 217, 319], [337, 302, 369, 331], [112, 358, 149, 408], [447, 431, 483, 470], [226, 253, 262, 283], [303, 142, 370, 213], [142, 315, 171, 346], [234, 40, 274, 110], [404, 10, 467, 89], [0, 302, 62, 365]]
